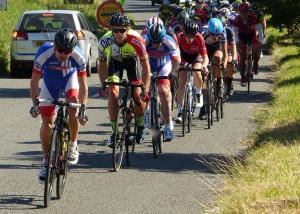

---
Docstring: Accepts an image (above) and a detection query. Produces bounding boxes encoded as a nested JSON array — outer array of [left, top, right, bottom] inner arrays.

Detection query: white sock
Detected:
[[177, 104, 182, 113], [196, 88, 201, 95], [69, 141, 77, 146]]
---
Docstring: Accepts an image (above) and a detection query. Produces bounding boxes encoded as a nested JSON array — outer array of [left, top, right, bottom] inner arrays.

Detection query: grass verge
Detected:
[[210, 28, 300, 213]]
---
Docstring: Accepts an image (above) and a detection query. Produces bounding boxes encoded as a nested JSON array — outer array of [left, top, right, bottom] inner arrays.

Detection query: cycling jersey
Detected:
[[98, 29, 148, 62], [177, 32, 207, 64], [201, 28, 227, 45], [33, 42, 87, 116], [143, 34, 179, 77], [232, 14, 260, 35]]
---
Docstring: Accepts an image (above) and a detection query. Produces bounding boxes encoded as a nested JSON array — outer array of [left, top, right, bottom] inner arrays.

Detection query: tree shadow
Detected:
[[276, 75, 300, 87]]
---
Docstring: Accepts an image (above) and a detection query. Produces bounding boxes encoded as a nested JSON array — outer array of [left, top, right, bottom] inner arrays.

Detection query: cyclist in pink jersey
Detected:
[[30, 28, 88, 184]]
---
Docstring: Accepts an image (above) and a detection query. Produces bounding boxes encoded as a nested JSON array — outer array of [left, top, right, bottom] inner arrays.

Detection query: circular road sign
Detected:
[[96, 0, 124, 28]]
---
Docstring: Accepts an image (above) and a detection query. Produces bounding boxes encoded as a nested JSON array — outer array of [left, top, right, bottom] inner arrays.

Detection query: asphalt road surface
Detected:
[[0, 1, 274, 213]]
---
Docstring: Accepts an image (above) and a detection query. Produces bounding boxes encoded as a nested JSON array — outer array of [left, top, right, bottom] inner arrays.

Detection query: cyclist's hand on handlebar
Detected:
[[78, 103, 88, 125], [140, 91, 150, 103], [98, 86, 108, 98], [30, 97, 40, 118], [202, 67, 209, 76]]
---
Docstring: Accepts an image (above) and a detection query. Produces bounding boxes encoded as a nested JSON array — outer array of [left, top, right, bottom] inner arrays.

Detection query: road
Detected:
[[0, 1, 274, 214]]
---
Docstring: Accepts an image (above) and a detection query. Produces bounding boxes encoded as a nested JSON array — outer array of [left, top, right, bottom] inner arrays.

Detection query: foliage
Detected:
[[256, 0, 300, 35]]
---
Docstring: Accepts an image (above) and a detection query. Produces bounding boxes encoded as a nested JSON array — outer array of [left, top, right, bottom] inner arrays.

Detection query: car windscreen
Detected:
[[19, 13, 76, 32]]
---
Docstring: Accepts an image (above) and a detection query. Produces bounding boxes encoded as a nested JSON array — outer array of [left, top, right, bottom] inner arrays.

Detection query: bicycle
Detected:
[[31, 99, 86, 207], [179, 65, 202, 136], [170, 72, 179, 111], [145, 74, 168, 158], [239, 43, 255, 94], [103, 79, 144, 172]]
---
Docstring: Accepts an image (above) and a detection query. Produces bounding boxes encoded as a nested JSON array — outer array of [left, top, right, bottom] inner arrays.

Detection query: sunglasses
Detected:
[[111, 28, 127, 33], [56, 47, 73, 54], [185, 34, 195, 38], [210, 33, 220, 37]]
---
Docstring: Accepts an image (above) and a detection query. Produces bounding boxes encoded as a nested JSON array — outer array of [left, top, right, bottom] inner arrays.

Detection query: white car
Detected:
[[10, 10, 100, 78]]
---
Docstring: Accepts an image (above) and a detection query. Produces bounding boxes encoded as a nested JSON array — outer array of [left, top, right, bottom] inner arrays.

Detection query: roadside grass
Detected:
[[208, 27, 300, 213]]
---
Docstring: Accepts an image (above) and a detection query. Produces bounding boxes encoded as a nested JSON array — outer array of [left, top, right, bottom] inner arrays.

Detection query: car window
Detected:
[[77, 13, 91, 31], [19, 13, 76, 31]]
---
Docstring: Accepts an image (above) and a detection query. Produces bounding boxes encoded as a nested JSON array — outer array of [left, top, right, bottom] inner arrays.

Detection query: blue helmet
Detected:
[[147, 23, 166, 43], [208, 18, 223, 34]]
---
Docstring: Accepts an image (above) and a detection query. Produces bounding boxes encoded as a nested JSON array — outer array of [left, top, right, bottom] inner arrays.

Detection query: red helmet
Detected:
[[238, 3, 249, 13]]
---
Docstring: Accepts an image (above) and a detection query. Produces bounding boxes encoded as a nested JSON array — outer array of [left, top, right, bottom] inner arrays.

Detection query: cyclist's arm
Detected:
[[222, 43, 228, 69], [30, 71, 41, 103], [140, 58, 151, 93], [254, 23, 263, 44], [98, 60, 108, 86], [202, 54, 209, 70], [78, 74, 88, 105]]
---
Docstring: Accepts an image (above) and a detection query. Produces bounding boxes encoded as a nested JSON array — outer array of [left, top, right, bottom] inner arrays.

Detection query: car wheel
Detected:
[[151, 0, 155, 6], [10, 63, 20, 78], [86, 55, 92, 77]]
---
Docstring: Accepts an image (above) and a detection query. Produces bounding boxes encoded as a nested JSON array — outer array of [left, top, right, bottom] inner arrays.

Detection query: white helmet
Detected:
[[145, 16, 164, 29]]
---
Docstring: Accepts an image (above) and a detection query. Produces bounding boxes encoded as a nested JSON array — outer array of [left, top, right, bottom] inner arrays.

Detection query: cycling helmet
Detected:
[[147, 23, 166, 43], [183, 19, 199, 36], [162, 0, 170, 5], [211, 10, 221, 18], [172, 7, 183, 18], [145, 16, 164, 29], [238, 3, 249, 13], [217, 14, 227, 27], [185, 0, 192, 7], [220, 8, 230, 18], [208, 18, 223, 34], [195, 0, 204, 4], [176, 11, 190, 24], [250, 2, 259, 11], [54, 28, 77, 50], [109, 13, 131, 26], [231, 2, 239, 10], [186, 8, 195, 18]]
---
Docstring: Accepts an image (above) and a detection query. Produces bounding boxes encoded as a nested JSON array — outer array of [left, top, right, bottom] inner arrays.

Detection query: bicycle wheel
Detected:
[[182, 86, 189, 136], [125, 106, 136, 166], [56, 121, 70, 199], [44, 129, 59, 207], [247, 59, 252, 94], [186, 89, 192, 133], [113, 107, 126, 172], [205, 77, 212, 129], [151, 98, 160, 158], [171, 76, 178, 111]]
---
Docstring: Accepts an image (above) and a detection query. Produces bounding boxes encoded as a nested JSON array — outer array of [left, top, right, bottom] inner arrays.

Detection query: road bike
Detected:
[[32, 99, 86, 207], [180, 65, 202, 136], [103, 80, 144, 172], [145, 74, 168, 158]]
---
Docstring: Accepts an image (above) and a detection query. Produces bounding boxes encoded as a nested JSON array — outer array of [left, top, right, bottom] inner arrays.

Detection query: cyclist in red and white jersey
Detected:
[[232, 2, 263, 86], [30, 29, 88, 184], [175, 19, 209, 123]]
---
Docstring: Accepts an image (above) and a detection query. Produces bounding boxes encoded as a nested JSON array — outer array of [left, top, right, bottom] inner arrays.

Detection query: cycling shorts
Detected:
[[108, 56, 142, 83], [206, 40, 222, 60], [180, 51, 203, 65], [40, 71, 79, 117]]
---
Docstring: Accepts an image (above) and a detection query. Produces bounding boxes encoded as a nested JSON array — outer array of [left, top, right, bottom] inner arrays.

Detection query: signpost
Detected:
[[96, 0, 124, 28], [0, 0, 7, 10]]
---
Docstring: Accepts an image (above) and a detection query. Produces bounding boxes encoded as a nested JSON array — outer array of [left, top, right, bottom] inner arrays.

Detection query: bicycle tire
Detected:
[[151, 98, 159, 158], [186, 88, 192, 133], [171, 77, 178, 111], [220, 97, 224, 119], [125, 106, 136, 166], [56, 120, 70, 199], [247, 59, 252, 94], [44, 129, 58, 207], [182, 85, 189, 137], [206, 76, 212, 129], [113, 107, 125, 172]]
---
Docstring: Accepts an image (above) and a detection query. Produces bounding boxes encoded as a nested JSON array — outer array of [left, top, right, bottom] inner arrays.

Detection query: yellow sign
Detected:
[[96, 0, 124, 28]]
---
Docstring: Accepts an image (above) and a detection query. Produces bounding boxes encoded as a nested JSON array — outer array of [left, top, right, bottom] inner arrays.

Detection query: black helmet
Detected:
[[147, 23, 166, 43], [217, 14, 227, 27], [109, 13, 131, 26], [172, 7, 183, 18], [211, 10, 221, 18], [54, 28, 77, 50], [183, 19, 199, 36], [176, 11, 190, 24]]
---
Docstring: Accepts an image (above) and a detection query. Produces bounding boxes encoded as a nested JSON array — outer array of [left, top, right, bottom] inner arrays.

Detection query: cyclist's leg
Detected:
[[175, 68, 187, 123], [226, 51, 235, 96], [192, 60, 203, 108], [251, 34, 260, 75]]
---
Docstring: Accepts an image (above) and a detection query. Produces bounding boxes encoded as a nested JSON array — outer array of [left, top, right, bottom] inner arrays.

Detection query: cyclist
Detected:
[[158, 0, 173, 24], [199, 18, 228, 119], [219, 9, 238, 96], [169, 10, 190, 34], [232, 3, 263, 86], [194, 0, 211, 27], [30, 28, 88, 184], [143, 23, 180, 140], [249, 2, 266, 39], [175, 19, 209, 123], [98, 13, 151, 146]]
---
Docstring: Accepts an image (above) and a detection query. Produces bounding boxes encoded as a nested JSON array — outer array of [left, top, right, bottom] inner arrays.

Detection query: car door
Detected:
[[77, 13, 98, 67]]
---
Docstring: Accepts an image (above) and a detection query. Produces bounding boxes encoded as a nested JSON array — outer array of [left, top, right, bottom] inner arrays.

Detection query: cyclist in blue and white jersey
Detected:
[[142, 23, 180, 140], [30, 28, 88, 184]]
